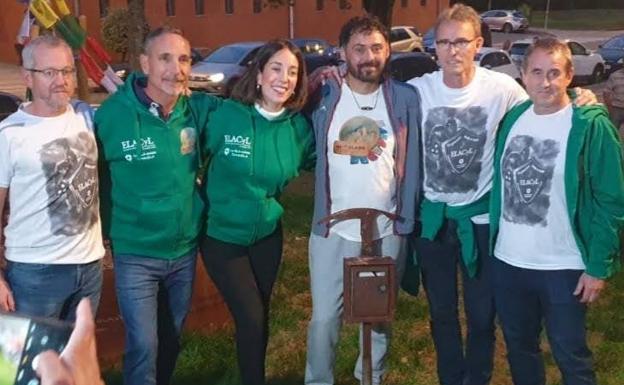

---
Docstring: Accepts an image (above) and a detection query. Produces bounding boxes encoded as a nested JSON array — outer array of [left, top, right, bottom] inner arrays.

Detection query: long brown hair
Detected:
[[231, 39, 308, 112]]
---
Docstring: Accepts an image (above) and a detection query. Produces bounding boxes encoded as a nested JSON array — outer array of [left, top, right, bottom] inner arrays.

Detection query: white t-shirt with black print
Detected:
[[327, 82, 397, 241], [409, 67, 528, 223], [494, 104, 584, 270], [0, 104, 104, 264]]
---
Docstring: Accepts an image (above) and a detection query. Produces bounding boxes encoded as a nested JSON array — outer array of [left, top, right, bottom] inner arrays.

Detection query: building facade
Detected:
[[0, 0, 448, 64]]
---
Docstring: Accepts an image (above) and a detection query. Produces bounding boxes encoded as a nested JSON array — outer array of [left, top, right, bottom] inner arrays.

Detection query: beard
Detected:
[[346, 59, 387, 83]]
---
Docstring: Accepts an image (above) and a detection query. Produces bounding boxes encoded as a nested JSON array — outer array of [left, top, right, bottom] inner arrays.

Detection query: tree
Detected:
[[127, 0, 148, 70], [101, 8, 132, 62], [265, 0, 396, 26]]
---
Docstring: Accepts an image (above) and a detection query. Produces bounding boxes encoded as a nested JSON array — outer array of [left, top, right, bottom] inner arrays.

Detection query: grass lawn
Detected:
[[530, 9, 624, 30], [103, 172, 624, 385]]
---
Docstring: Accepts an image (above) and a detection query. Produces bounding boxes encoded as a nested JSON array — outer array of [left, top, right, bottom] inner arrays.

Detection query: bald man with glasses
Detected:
[[0, 35, 104, 322]]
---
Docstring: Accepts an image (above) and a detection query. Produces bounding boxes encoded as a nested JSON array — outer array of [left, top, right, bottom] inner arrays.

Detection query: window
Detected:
[[568, 42, 587, 56], [420, 0, 426, 5], [401, 0, 408, 7], [316, 0, 323, 10], [195, 0, 204, 15], [339, 0, 348, 10], [498, 52, 511, 66], [481, 53, 498, 68], [253, 0, 262, 13], [225, 0, 234, 14], [390, 29, 410, 43], [166, 0, 175, 16], [99, 0, 109, 17]]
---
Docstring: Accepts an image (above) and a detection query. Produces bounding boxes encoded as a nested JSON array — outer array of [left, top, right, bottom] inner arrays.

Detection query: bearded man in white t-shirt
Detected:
[[406, 5, 597, 385], [490, 37, 624, 385], [305, 15, 422, 385], [0, 35, 104, 321]]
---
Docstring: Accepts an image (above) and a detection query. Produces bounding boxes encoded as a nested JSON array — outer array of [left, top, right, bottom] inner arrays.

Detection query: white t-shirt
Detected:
[[0, 104, 104, 264], [327, 82, 397, 241], [494, 104, 584, 270], [408, 67, 527, 223]]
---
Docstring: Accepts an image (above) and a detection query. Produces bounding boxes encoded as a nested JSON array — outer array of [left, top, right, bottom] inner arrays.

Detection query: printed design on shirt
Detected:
[[120, 137, 157, 162], [502, 135, 559, 226], [223, 134, 252, 159], [333, 116, 388, 164], [39, 132, 98, 236], [180, 127, 196, 155], [424, 106, 487, 193]]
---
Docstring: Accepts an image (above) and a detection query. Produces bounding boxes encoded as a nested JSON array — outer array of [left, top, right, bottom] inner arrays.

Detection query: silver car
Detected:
[[480, 10, 528, 33], [189, 41, 264, 95], [390, 26, 423, 52]]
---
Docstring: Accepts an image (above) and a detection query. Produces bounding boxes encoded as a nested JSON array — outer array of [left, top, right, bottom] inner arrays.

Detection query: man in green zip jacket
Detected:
[[490, 37, 624, 385], [94, 27, 217, 385]]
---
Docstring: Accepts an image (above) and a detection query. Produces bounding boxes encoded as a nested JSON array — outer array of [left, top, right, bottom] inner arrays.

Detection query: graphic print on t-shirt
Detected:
[[39, 132, 99, 236], [424, 106, 487, 192], [502, 135, 559, 226], [333, 116, 388, 164]]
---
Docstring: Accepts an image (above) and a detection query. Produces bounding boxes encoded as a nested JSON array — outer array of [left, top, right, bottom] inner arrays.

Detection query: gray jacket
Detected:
[[308, 76, 423, 237]]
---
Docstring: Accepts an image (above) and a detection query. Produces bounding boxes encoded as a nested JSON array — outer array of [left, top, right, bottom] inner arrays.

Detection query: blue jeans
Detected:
[[7, 259, 103, 321], [493, 258, 596, 385], [416, 221, 495, 385], [114, 250, 197, 385]]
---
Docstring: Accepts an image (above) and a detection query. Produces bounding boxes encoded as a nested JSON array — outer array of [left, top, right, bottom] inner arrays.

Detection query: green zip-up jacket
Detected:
[[490, 101, 624, 279], [203, 99, 315, 246], [95, 72, 219, 259]]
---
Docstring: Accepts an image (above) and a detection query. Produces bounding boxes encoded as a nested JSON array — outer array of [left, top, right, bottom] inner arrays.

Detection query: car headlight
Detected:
[[618, 58, 624, 64], [208, 73, 225, 83]]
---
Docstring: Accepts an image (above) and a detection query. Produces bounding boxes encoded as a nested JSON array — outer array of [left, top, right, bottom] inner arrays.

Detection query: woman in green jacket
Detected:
[[199, 39, 314, 385]]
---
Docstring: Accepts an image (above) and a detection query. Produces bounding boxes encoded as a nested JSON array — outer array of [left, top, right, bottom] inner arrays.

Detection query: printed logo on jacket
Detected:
[[223, 134, 252, 159]]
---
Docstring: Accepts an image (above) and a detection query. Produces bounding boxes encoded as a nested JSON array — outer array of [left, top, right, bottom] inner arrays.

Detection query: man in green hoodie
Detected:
[[490, 37, 624, 385], [94, 27, 217, 385]]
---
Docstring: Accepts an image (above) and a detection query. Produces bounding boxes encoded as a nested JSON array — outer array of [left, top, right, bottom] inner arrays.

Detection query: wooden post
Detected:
[[76, 15, 89, 102]]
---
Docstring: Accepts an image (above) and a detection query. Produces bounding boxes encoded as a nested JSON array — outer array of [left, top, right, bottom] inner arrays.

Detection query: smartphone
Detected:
[[0, 312, 72, 385]]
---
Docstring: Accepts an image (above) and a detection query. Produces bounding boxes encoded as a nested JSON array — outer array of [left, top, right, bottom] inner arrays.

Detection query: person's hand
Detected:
[[573, 87, 598, 106], [0, 275, 15, 312], [573, 273, 605, 303], [308, 64, 344, 94], [35, 299, 104, 385]]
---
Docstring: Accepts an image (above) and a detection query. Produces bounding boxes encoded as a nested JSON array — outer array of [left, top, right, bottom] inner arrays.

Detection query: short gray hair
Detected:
[[142, 26, 187, 54], [22, 35, 72, 69]]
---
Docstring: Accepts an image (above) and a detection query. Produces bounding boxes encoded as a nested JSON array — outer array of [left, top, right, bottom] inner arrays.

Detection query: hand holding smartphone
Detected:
[[0, 311, 72, 385]]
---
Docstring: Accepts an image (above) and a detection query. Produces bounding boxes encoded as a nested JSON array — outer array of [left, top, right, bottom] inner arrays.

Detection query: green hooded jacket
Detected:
[[203, 99, 315, 246], [490, 101, 624, 278], [95, 72, 220, 259]]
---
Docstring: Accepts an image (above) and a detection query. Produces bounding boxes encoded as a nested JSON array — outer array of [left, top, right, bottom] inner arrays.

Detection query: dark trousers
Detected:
[[493, 258, 596, 385], [416, 221, 495, 385], [200, 226, 283, 385]]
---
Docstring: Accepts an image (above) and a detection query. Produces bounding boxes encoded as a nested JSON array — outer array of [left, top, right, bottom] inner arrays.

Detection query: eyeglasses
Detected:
[[25, 67, 76, 79], [435, 38, 477, 51]]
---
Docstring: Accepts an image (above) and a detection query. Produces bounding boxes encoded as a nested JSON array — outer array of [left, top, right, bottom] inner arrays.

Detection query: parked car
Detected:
[[290, 38, 340, 74], [389, 52, 438, 82], [390, 26, 423, 52], [480, 9, 528, 33], [0, 91, 21, 122], [509, 38, 606, 84], [599, 34, 624, 75], [474, 47, 522, 84], [189, 41, 264, 95]]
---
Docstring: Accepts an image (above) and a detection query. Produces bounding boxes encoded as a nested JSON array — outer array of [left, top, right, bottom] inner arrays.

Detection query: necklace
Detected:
[[348, 83, 381, 111]]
